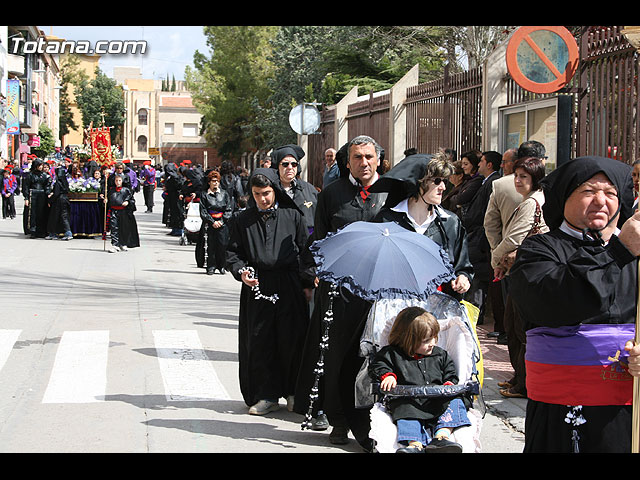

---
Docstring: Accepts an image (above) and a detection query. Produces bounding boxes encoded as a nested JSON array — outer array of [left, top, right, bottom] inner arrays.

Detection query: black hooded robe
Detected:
[[108, 186, 140, 248], [196, 187, 233, 270], [47, 167, 71, 236], [270, 144, 319, 235], [23, 160, 52, 238], [226, 168, 313, 407], [509, 156, 637, 453], [163, 164, 185, 230]]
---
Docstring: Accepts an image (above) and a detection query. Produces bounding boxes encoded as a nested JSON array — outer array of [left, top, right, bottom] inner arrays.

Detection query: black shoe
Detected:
[[487, 331, 501, 338], [329, 426, 349, 445], [497, 333, 508, 345], [311, 413, 329, 431], [206, 268, 215, 275], [218, 268, 226, 274], [424, 437, 463, 453]]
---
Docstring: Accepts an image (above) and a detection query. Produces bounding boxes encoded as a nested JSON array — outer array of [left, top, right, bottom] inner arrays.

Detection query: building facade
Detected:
[[117, 67, 219, 167], [2, 26, 62, 166]]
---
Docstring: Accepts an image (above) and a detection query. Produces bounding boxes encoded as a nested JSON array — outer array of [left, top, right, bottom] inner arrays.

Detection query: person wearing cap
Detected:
[[509, 156, 640, 453], [225, 167, 314, 416], [2, 166, 17, 220], [140, 161, 156, 213], [270, 144, 318, 236]]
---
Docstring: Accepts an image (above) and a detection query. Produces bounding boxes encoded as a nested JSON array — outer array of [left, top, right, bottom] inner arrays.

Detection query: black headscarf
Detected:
[[540, 156, 634, 241], [30, 159, 44, 172], [54, 166, 69, 194], [368, 153, 434, 208], [270, 144, 305, 177], [247, 167, 301, 213]]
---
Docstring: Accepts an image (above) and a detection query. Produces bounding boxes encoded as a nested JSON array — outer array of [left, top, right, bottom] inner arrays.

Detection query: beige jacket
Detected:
[[484, 174, 523, 267], [490, 189, 549, 270]]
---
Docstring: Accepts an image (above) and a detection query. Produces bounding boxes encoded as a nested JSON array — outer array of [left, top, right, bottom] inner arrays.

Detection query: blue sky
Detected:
[[39, 26, 209, 81]]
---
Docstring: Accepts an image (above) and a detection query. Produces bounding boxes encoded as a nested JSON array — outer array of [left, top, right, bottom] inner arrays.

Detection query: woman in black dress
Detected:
[[197, 170, 233, 274]]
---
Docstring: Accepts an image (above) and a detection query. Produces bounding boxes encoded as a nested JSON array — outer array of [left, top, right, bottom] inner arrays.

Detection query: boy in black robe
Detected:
[[509, 156, 640, 453], [226, 168, 314, 415]]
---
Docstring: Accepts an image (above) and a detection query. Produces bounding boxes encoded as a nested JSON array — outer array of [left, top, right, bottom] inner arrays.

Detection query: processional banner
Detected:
[[90, 127, 112, 165]]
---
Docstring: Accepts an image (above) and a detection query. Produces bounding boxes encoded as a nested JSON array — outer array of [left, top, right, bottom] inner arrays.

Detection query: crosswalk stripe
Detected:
[[0, 330, 21, 374], [42, 330, 109, 404], [153, 330, 230, 401]]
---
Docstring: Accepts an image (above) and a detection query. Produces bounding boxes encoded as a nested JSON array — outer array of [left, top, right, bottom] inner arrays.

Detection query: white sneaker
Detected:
[[248, 400, 279, 415], [107, 246, 119, 253], [119, 245, 128, 251]]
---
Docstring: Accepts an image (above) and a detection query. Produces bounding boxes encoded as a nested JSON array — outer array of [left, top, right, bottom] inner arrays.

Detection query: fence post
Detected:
[[389, 64, 420, 166]]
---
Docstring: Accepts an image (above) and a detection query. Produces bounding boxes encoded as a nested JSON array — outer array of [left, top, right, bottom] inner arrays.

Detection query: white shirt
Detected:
[[391, 198, 450, 235], [560, 220, 620, 244]]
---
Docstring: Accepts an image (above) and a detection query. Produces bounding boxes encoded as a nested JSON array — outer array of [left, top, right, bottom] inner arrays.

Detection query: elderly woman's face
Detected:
[[564, 173, 619, 231], [278, 155, 298, 184]]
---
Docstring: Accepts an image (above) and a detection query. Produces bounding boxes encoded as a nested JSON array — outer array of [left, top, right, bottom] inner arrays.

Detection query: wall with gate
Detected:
[[304, 26, 640, 190]]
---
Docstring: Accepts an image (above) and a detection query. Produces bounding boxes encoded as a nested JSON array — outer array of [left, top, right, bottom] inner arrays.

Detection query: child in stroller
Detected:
[[369, 306, 472, 453], [360, 293, 483, 453]]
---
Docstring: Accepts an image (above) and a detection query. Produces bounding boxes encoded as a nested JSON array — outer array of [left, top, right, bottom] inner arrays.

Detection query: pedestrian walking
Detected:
[[294, 135, 388, 451], [107, 174, 140, 253], [46, 166, 73, 241], [270, 144, 318, 236], [2, 167, 17, 220], [197, 170, 232, 275], [226, 167, 314, 415], [140, 161, 156, 213]]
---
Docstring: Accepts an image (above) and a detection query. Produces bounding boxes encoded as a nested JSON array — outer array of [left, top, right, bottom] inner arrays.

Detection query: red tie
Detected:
[[360, 185, 371, 201]]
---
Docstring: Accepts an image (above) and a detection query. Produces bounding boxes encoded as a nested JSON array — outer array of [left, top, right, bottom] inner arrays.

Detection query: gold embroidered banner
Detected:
[[91, 127, 112, 165]]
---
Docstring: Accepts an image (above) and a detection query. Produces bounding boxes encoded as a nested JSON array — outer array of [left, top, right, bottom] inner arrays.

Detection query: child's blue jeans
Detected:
[[396, 398, 471, 445]]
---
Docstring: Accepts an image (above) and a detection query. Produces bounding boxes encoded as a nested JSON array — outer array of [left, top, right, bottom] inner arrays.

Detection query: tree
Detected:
[[58, 54, 89, 141], [258, 26, 449, 147], [185, 26, 278, 160], [31, 124, 56, 158], [75, 67, 126, 142]]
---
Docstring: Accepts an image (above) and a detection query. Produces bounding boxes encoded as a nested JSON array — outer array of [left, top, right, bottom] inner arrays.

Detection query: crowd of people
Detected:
[[212, 135, 640, 454], [3, 134, 640, 454]]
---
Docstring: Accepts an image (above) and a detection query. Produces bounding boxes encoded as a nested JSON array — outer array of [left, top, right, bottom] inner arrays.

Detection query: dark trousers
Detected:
[[2, 194, 15, 218], [503, 292, 527, 395], [143, 185, 154, 211]]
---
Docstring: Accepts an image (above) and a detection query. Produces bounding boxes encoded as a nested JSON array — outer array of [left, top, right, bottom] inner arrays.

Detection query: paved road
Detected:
[[0, 190, 525, 453]]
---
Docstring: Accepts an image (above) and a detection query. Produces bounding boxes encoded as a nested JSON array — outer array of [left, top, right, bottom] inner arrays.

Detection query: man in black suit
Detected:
[[462, 150, 502, 324]]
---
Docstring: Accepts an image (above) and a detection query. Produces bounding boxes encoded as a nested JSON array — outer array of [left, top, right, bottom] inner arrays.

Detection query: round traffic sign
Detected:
[[506, 26, 579, 94]]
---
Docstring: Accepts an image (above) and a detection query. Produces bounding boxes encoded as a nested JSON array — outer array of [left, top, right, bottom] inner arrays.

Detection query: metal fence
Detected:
[[505, 26, 640, 165], [306, 26, 640, 190], [405, 65, 483, 158]]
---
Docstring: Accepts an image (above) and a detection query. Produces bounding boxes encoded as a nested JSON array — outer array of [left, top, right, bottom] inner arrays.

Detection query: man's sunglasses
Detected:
[[281, 161, 298, 168]]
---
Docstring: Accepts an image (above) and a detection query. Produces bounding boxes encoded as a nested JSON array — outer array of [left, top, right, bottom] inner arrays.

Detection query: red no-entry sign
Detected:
[[506, 26, 579, 94]]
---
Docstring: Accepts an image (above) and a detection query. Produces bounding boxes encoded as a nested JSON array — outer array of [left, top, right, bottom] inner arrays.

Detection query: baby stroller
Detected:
[[356, 292, 485, 453], [180, 198, 202, 246]]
